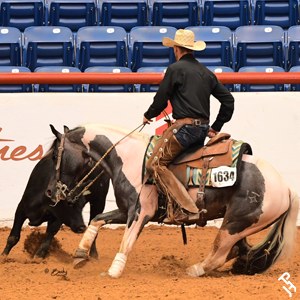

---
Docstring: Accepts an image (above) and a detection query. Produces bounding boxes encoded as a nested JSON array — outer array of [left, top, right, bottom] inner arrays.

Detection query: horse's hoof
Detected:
[[186, 263, 205, 277], [73, 257, 88, 269]]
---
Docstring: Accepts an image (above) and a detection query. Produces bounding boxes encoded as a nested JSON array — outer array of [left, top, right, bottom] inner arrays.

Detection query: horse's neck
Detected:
[[83, 124, 150, 188]]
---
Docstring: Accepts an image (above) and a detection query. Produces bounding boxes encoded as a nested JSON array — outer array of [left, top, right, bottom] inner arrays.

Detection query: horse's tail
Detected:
[[235, 188, 299, 275]]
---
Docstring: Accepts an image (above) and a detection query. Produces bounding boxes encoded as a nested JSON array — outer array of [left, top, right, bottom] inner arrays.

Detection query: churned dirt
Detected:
[[0, 225, 299, 300]]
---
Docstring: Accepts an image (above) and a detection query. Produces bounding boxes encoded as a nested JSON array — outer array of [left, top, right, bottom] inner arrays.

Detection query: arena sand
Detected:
[[0, 225, 299, 300]]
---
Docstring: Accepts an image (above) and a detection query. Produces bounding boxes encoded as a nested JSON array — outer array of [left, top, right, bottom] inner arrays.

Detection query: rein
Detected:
[[65, 123, 146, 202]]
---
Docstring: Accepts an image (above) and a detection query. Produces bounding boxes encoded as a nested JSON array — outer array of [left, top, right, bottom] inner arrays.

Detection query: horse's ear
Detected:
[[63, 125, 70, 134], [50, 124, 62, 140]]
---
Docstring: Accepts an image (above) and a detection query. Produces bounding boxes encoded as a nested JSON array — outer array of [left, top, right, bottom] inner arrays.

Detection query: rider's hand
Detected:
[[143, 116, 153, 125], [207, 127, 219, 138]]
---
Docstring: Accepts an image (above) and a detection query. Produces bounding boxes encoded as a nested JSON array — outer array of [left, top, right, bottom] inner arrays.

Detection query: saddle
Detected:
[[168, 133, 233, 211]]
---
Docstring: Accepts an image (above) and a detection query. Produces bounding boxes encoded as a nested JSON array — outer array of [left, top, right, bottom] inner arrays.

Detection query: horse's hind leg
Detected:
[[186, 228, 241, 277]]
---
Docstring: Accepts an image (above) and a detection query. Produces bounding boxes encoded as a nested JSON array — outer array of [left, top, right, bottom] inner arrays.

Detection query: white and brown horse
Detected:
[[46, 123, 299, 278]]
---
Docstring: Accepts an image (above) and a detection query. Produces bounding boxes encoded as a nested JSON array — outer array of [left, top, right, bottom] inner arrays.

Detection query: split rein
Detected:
[[53, 123, 146, 205]]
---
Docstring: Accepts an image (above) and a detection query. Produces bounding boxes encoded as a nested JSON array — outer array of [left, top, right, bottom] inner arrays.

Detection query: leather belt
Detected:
[[175, 117, 209, 126]]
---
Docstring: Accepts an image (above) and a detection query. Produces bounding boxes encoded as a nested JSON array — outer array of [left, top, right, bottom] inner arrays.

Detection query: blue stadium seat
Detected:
[[236, 66, 285, 92], [253, 0, 299, 30], [0, 27, 21, 67], [34, 66, 82, 92], [84, 66, 133, 92], [288, 66, 300, 91], [98, 0, 147, 32], [0, 0, 44, 32], [148, 0, 199, 28], [45, 0, 97, 32], [286, 25, 300, 71], [186, 26, 233, 68], [201, 0, 251, 30], [75, 26, 128, 71], [23, 26, 74, 72], [233, 25, 285, 71], [135, 66, 167, 92], [206, 66, 235, 92], [0, 66, 32, 92], [128, 26, 177, 72]]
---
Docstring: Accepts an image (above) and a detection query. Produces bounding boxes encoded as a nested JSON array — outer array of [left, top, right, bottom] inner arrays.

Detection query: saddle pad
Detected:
[[143, 136, 251, 187]]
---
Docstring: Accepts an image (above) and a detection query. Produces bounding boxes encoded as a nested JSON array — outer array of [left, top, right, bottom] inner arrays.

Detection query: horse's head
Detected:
[[45, 124, 92, 204]]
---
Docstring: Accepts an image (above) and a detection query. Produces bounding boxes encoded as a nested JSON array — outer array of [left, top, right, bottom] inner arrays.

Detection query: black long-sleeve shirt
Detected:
[[144, 54, 235, 132]]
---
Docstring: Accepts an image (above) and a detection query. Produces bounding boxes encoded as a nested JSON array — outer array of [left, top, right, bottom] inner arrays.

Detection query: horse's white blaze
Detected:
[[81, 123, 150, 192]]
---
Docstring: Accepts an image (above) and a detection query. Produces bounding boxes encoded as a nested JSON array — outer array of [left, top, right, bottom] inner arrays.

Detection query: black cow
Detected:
[[1, 148, 110, 259]]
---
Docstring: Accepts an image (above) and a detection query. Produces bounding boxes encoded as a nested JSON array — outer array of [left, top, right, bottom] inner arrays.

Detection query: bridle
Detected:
[[52, 123, 145, 205]]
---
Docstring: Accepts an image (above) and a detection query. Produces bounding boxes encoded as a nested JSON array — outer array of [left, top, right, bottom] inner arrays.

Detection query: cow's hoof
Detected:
[[0, 254, 7, 264], [32, 256, 43, 264], [73, 257, 88, 269]]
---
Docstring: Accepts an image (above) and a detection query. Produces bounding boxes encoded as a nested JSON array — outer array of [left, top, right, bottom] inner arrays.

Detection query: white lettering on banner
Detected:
[[211, 166, 237, 187], [278, 272, 297, 297], [0, 127, 43, 161]]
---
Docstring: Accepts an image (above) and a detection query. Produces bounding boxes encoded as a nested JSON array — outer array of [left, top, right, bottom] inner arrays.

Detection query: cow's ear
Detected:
[[63, 125, 70, 134], [50, 124, 62, 140]]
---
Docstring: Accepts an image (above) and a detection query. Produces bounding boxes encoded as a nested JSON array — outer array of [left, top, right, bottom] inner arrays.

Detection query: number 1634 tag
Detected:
[[211, 166, 237, 188]]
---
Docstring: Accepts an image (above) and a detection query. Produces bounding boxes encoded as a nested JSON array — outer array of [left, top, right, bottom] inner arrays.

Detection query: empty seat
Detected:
[[98, 0, 147, 32], [186, 26, 233, 68], [0, 27, 21, 67], [46, 0, 97, 32], [148, 0, 199, 28], [288, 66, 300, 91], [206, 66, 235, 92], [84, 66, 133, 92], [236, 66, 285, 92], [0, 66, 32, 92], [129, 26, 177, 72], [34, 66, 82, 92], [0, 0, 44, 32], [253, 0, 299, 30], [201, 0, 251, 30], [135, 66, 167, 92], [23, 26, 74, 72], [233, 25, 285, 71], [286, 25, 300, 71], [75, 26, 128, 71]]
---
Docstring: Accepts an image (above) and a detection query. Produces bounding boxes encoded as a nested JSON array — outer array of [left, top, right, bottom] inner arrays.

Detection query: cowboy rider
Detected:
[[143, 29, 235, 224]]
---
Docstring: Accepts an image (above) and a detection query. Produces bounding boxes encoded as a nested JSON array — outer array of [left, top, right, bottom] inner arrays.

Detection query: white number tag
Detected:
[[211, 166, 237, 187]]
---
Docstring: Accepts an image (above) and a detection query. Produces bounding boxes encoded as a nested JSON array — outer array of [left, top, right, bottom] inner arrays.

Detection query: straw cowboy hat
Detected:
[[162, 29, 206, 51]]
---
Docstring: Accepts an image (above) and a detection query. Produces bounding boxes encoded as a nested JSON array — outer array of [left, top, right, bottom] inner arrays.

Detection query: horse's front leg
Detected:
[[108, 186, 158, 278], [73, 209, 128, 268]]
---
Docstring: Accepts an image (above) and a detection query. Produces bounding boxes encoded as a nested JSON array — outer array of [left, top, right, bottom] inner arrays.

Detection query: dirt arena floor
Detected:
[[0, 224, 299, 300]]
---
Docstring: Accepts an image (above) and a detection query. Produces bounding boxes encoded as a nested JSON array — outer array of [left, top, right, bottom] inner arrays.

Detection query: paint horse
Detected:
[[47, 123, 299, 278]]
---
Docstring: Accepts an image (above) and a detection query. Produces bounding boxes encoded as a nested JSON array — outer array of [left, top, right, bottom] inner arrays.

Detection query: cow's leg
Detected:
[[33, 218, 62, 260], [73, 208, 128, 268], [107, 186, 158, 278], [1, 203, 27, 259]]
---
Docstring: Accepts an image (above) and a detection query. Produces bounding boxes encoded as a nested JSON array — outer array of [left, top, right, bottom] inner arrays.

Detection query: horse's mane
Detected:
[[45, 126, 85, 156], [81, 123, 150, 141]]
